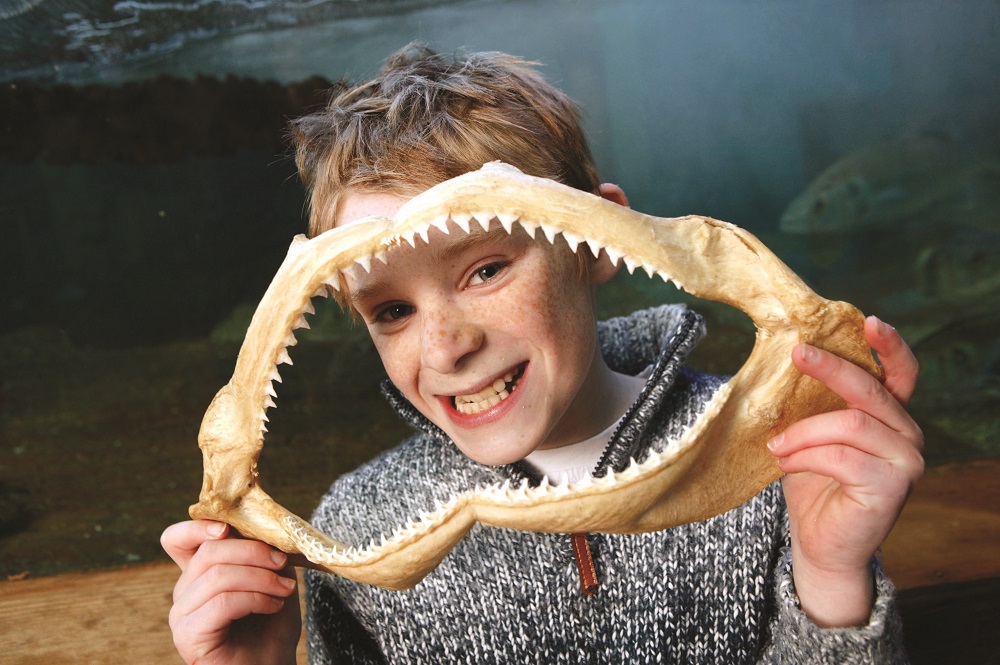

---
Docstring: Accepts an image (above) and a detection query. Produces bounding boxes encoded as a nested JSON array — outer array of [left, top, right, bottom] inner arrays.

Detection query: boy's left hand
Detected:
[[768, 315, 924, 627]]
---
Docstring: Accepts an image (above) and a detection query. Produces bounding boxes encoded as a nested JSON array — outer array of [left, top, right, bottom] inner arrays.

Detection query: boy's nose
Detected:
[[419, 308, 484, 374]]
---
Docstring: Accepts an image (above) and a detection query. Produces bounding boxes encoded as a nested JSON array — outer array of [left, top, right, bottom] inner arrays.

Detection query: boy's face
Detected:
[[336, 192, 620, 466]]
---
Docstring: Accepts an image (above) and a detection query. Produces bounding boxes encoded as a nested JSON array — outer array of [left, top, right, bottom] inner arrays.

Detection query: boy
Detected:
[[162, 43, 923, 663]]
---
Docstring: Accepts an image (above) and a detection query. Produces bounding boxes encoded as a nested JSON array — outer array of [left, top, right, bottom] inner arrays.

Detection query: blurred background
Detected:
[[0, 0, 998, 660]]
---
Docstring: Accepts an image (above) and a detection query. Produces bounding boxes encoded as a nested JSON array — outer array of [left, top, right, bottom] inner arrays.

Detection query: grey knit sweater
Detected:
[[305, 305, 907, 664]]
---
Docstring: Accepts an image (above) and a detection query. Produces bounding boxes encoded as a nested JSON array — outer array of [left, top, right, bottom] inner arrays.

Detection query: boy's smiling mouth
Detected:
[[451, 364, 525, 415]]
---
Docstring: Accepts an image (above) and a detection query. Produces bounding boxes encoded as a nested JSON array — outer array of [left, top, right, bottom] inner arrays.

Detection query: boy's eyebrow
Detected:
[[348, 226, 516, 309], [435, 225, 513, 263]]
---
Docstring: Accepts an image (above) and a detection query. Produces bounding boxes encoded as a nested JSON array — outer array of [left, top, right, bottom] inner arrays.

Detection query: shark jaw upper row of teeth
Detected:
[[328, 213, 671, 286], [257, 213, 681, 437]]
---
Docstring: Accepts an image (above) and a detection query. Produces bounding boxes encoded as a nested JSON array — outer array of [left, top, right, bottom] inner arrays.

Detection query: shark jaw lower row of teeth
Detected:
[[258, 213, 680, 439], [280, 382, 730, 567]]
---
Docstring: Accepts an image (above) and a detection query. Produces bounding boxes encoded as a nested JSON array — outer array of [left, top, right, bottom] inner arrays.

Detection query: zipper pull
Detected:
[[570, 532, 598, 596]]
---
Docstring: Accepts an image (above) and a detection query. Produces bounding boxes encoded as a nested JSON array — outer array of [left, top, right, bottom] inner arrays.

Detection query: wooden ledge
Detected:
[[1, 459, 997, 664]]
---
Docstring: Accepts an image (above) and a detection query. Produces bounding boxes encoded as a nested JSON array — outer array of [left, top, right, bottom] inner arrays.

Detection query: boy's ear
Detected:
[[597, 182, 629, 208], [588, 183, 630, 284]]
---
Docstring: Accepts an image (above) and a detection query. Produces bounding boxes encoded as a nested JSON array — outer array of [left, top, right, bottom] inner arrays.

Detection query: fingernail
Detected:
[[206, 522, 226, 538], [799, 344, 818, 364], [279, 576, 296, 589], [270, 550, 287, 567], [767, 434, 783, 453], [869, 315, 891, 336]]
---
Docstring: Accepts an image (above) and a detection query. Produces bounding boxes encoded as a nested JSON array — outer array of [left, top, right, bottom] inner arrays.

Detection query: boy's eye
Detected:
[[374, 303, 414, 324], [469, 262, 507, 286]]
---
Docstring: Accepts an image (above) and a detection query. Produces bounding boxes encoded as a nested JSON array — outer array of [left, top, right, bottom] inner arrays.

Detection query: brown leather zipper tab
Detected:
[[570, 532, 598, 596]]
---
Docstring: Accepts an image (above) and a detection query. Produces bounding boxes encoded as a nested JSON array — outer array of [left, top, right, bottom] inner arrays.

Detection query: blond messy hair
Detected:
[[291, 42, 601, 237]]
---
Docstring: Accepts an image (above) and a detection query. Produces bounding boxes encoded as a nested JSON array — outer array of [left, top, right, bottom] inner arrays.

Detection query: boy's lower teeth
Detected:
[[454, 371, 519, 414]]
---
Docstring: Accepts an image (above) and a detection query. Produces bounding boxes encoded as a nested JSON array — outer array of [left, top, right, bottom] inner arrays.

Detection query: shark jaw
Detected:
[[189, 162, 882, 590]]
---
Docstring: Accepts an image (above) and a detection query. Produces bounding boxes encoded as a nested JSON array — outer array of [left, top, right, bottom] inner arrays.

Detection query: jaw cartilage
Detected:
[[190, 161, 881, 590]]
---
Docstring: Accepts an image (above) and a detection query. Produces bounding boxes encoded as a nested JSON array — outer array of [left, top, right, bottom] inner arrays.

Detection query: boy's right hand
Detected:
[[161, 520, 301, 665]]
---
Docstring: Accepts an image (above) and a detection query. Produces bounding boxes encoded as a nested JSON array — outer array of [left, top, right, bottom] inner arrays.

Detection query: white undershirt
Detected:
[[521, 418, 621, 484], [521, 365, 652, 484]]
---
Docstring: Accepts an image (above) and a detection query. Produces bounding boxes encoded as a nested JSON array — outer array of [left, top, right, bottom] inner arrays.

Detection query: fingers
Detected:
[[791, 339, 914, 437], [772, 324, 925, 490], [165, 526, 300, 660], [173, 535, 292, 602], [161, 520, 229, 572], [770, 410, 922, 495], [169, 570, 297, 663], [865, 315, 919, 405], [171, 556, 297, 627]]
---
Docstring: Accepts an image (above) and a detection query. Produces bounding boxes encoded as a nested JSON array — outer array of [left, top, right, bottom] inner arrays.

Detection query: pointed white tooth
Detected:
[[356, 254, 372, 273], [295, 315, 310, 330], [472, 217, 493, 231], [324, 272, 341, 291], [496, 211, 517, 233], [270, 369, 282, 383], [605, 246, 623, 266], [518, 220, 538, 238], [625, 457, 641, 477], [264, 396, 277, 409], [277, 348, 293, 365], [540, 223, 559, 244], [284, 332, 298, 347], [260, 409, 269, 423], [585, 238, 603, 258], [374, 250, 389, 265], [640, 450, 660, 470], [260, 422, 268, 433], [562, 231, 583, 252], [450, 212, 471, 234], [418, 225, 431, 243], [642, 263, 656, 278], [551, 477, 571, 495], [431, 213, 450, 233], [313, 285, 329, 298], [302, 300, 315, 316], [596, 469, 617, 486], [265, 382, 277, 397], [403, 230, 417, 247], [623, 256, 638, 274]]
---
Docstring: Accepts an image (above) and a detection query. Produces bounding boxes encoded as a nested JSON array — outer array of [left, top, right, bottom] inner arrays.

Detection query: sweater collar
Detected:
[[379, 304, 706, 479]]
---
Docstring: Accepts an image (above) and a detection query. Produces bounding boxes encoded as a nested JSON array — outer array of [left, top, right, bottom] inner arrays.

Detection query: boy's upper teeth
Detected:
[[455, 372, 517, 414]]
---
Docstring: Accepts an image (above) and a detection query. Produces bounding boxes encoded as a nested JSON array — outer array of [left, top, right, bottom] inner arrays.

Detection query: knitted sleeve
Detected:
[[759, 548, 909, 664]]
